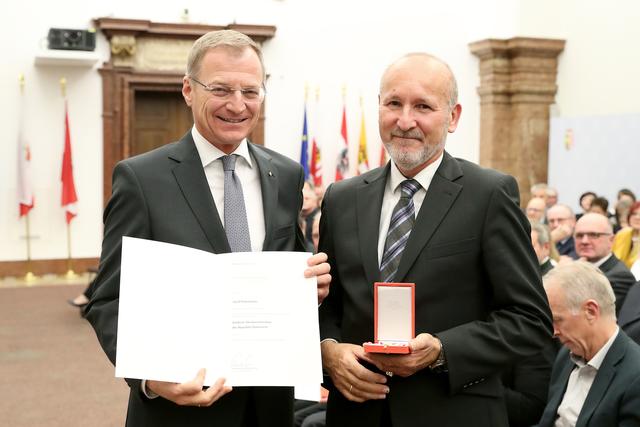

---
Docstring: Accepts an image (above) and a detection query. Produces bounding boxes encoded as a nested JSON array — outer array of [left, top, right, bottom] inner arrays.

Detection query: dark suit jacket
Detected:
[[599, 255, 635, 314], [85, 132, 307, 427], [540, 259, 554, 276], [501, 340, 555, 427], [556, 237, 578, 259], [318, 153, 553, 427], [536, 331, 640, 427], [619, 281, 640, 345]]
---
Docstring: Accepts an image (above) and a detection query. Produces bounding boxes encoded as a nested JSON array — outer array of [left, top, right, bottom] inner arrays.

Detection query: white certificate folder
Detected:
[[115, 236, 322, 389]]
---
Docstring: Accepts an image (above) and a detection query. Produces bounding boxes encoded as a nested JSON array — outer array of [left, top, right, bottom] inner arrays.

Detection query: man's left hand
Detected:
[[362, 333, 442, 377], [305, 252, 331, 304]]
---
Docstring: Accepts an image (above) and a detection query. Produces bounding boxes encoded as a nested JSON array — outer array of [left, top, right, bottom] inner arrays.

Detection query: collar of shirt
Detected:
[[191, 126, 254, 169], [388, 152, 444, 194], [569, 326, 619, 369], [591, 253, 613, 268]]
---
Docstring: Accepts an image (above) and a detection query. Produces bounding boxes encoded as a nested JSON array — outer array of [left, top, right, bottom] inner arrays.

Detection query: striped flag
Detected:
[[310, 137, 322, 187], [357, 108, 369, 175], [61, 101, 78, 224], [17, 84, 34, 217], [335, 105, 349, 181], [299, 105, 310, 181]]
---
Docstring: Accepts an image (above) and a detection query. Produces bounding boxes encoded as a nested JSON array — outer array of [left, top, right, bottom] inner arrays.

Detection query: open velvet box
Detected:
[[363, 282, 415, 354]]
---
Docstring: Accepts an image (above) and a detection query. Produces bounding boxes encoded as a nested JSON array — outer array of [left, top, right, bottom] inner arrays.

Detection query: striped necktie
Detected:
[[380, 179, 421, 282]]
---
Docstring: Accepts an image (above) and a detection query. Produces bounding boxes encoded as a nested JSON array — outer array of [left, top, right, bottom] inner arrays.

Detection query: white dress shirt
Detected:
[[191, 126, 265, 252], [554, 327, 619, 427], [377, 154, 444, 266]]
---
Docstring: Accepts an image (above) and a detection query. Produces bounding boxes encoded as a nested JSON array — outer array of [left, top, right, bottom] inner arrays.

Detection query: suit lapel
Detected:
[[248, 143, 279, 251], [356, 166, 389, 285], [395, 153, 463, 282], [169, 133, 231, 253], [576, 333, 626, 427]]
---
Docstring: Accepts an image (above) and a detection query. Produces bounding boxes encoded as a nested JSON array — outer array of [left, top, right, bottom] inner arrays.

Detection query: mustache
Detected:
[[390, 128, 424, 140]]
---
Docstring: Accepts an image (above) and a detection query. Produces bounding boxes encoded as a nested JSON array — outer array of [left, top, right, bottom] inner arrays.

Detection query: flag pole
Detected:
[[60, 77, 76, 279], [19, 74, 37, 283]]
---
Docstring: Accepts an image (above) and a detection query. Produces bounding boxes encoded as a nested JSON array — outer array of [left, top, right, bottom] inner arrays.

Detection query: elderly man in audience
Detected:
[[536, 262, 640, 427], [547, 204, 578, 260], [574, 213, 635, 314], [531, 222, 555, 275], [545, 187, 558, 208], [526, 197, 547, 224]]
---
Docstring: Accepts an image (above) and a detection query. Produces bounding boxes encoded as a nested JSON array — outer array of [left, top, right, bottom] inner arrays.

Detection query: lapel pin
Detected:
[[268, 171, 274, 177]]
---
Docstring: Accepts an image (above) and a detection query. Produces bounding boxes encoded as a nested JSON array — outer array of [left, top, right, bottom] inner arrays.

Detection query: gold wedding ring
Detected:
[[349, 384, 353, 392]]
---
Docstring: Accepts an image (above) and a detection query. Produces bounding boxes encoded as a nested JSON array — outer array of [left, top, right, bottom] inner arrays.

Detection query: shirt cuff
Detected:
[[141, 379, 159, 399]]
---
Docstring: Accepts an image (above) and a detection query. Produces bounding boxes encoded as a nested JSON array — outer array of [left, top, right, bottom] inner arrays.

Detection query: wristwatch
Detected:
[[429, 337, 447, 372]]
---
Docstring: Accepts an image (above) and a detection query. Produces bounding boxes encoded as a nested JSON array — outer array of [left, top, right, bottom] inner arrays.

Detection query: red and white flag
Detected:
[[334, 106, 349, 182], [310, 137, 322, 187], [17, 91, 34, 217], [61, 101, 78, 224]]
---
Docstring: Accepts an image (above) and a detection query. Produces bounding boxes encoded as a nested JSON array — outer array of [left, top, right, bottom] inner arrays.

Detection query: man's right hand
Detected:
[[146, 368, 232, 407], [321, 341, 388, 403]]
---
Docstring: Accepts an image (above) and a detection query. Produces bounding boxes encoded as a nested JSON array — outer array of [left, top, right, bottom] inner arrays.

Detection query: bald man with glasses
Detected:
[[574, 213, 635, 315]]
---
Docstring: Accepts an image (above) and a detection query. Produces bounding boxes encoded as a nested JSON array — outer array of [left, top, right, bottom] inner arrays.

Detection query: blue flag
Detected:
[[300, 106, 310, 181]]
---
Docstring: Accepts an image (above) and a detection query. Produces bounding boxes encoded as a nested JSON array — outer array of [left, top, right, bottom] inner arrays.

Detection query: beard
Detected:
[[383, 124, 448, 172]]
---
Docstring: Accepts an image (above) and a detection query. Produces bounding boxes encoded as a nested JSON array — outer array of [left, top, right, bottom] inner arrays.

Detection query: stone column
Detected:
[[469, 37, 565, 204]]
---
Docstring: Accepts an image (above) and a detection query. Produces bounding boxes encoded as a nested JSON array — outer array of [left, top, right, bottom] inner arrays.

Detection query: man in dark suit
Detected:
[[537, 262, 640, 427], [618, 281, 640, 345], [85, 30, 330, 427], [531, 221, 555, 276], [574, 213, 635, 314], [318, 53, 552, 427]]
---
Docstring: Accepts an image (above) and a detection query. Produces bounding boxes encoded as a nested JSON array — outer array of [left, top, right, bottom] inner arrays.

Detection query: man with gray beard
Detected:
[[318, 53, 552, 427]]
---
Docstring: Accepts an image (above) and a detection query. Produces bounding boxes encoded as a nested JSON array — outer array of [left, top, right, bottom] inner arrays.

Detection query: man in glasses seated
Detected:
[[574, 213, 635, 314]]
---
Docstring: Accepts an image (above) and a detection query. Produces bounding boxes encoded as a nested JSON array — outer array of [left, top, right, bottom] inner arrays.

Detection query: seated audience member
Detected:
[[531, 182, 549, 203], [613, 198, 632, 233], [618, 281, 640, 345], [526, 197, 547, 224], [536, 262, 640, 427], [531, 222, 555, 275], [588, 196, 609, 217], [545, 187, 558, 208], [613, 201, 640, 271], [574, 213, 636, 314], [617, 188, 637, 204], [547, 204, 578, 260], [576, 191, 596, 220]]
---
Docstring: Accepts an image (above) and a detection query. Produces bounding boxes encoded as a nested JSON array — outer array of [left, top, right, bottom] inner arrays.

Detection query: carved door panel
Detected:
[[131, 91, 193, 156]]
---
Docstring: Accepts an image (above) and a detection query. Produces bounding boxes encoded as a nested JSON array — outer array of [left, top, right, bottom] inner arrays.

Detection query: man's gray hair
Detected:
[[544, 261, 616, 318], [549, 203, 575, 217], [531, 221, 551, 245], [186, 30, 264, 81], [530, 182, 548, 194]]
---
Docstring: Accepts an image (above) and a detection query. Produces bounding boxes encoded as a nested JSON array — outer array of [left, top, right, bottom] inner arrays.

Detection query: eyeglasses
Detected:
[[189, 76, 265, 102], [574, 232, 612, 240]]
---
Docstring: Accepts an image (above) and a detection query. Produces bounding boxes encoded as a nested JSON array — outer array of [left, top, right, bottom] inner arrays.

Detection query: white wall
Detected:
[[1, 0, 638, 263]]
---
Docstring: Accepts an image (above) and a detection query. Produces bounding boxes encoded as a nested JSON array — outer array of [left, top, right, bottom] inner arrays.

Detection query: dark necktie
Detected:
[[380, 179, 421, 282], [221, 155, 252, 252]]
